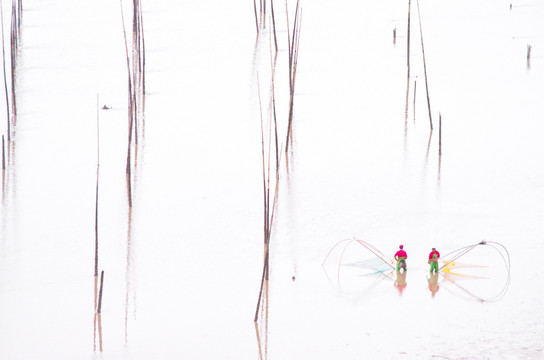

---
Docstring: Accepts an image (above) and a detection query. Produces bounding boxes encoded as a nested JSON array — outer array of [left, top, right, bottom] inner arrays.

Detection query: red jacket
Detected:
[[429, 250, 440, 261], [395, 249, 407, 259]]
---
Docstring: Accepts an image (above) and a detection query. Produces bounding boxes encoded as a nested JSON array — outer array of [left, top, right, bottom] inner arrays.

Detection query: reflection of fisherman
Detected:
[[394, 245, 407, 271], [394, 270, 407, 295], [428, 247, 440, 273], [427, 272, 439, 297]]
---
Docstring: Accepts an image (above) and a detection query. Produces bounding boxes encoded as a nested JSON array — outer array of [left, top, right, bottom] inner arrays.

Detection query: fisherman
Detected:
[[428, 247, 440, 273], [394, 245, 407, 271]]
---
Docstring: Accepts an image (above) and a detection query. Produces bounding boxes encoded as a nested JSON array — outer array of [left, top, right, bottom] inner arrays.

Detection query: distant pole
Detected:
[[527, 44, 532, 69], [439, 113, 442, 156]]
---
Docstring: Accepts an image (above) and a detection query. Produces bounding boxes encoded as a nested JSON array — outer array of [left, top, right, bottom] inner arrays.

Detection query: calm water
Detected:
[[0, 0, 543, 359]]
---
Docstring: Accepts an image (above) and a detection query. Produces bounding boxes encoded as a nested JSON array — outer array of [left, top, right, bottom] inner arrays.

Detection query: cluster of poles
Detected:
[[93, 0, 146, 352], [253, 1, 302, 358], [402, 0, 443, 160], [120, 0, 146, 208], [254, 0, 302, 319], [1, 0, 22, 198]]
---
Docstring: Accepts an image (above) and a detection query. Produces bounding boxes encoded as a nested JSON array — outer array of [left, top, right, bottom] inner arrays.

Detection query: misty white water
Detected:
[[0, 0, 543, 359]]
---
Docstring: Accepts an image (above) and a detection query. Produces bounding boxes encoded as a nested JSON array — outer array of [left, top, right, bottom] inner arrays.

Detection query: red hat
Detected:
[[399, 245, 404, 249]]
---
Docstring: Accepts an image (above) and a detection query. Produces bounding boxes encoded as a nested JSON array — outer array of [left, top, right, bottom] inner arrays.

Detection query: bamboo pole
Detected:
[[438, 113, 442, 156], [406, 0, 411, 78], [120, 0, 134, 208], [0, 3, 11, 141], [404, 0, 411, 123], [97, 271, 105, 313], [270, 0, 278, 52], [253, 0, 259, 35], [94, 95, 100, 277], [138, 0, 146, 113], [285, 2, 302, 153], [416, 0, 433, 131], [9, 0, 17, 122]]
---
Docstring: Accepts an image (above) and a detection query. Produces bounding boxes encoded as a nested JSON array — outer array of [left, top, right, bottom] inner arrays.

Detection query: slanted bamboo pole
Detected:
[[253, 0, 259, 35], [416, 0, 433, 131], [270, 0, 278, 52], [97, 271, 105, 313], [120, 0, 134, 207], [255, 75, 268, 322], [285, 1, 302, 153], [0, 3, 11, 141]]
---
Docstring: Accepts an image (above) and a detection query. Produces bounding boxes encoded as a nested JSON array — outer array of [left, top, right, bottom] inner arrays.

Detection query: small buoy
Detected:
[[291, 276, 296, 282]]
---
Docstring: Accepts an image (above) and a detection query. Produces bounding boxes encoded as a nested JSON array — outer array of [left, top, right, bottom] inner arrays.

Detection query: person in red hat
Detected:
[[428, 247, 440, 273], [394, 245, 407, 271]]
